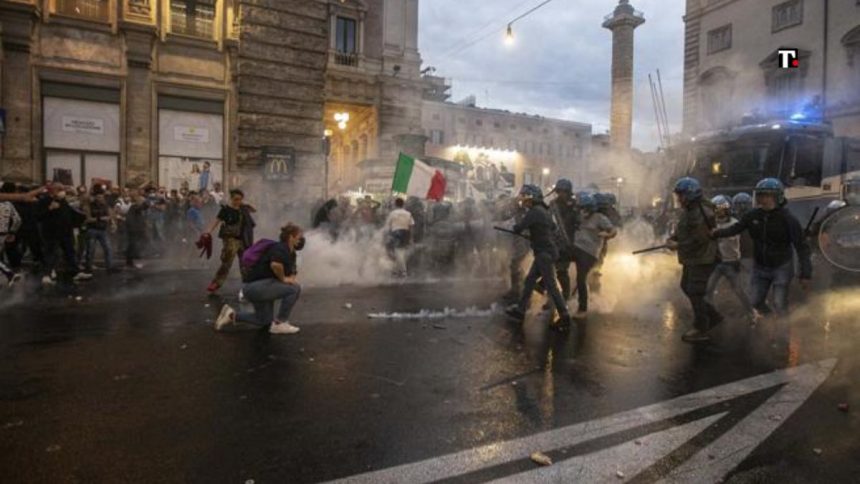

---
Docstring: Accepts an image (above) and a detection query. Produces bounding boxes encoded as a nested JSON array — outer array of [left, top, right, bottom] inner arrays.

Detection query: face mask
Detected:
[[294, 236, 306, 251]]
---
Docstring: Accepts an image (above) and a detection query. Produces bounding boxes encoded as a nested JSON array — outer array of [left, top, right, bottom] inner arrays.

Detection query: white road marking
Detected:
[[328, 359, 836, 484], [490, 413, 726, 483]]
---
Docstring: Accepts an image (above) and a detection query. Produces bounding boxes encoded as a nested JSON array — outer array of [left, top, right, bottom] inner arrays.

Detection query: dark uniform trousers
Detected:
[[681, 263, 720, 331]]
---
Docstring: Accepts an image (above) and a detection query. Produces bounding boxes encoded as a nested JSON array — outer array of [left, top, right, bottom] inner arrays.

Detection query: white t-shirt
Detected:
[[716, 218, 741, 262], [386, 208, 415, 232]]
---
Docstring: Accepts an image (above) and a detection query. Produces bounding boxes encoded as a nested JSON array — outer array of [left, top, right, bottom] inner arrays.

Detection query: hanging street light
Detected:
[[504, 24, 514, 46]]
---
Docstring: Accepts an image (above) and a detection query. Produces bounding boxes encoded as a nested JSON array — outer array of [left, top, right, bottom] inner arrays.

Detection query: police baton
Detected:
[[493, 226, 531, 240], [631, 244, 670, 255]]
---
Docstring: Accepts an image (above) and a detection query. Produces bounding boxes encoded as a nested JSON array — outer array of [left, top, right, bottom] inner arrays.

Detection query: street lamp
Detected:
[[541, 167, 550, 187], [322, 129, 333, 199], [334, 112, 350, 131], [504, 24, 514, 46], [615, 176, 625, 207]]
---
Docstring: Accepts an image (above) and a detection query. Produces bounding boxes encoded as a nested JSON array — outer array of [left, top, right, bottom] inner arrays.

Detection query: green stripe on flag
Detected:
[[391, 153, 415, 193]]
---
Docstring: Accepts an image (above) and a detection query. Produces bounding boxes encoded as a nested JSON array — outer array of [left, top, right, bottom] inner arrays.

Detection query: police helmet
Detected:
[[518, 184, 543, 202], [754, 178, 786, 205], [605, 193, 618, 206], [594, 193, 610, 209], [711, 194, 732, 212], [554, 178, 573, 193], [578, 193, 597, 211], [731, 192, 752, 214], [673, 177, 703, 202]]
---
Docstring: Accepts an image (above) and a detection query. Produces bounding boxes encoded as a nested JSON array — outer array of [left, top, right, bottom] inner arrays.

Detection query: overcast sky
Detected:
[[418, 0, 686, 151]]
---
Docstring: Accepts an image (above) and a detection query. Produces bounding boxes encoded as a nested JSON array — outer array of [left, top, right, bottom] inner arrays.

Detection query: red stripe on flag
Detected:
[[427, 170, 446, 201]]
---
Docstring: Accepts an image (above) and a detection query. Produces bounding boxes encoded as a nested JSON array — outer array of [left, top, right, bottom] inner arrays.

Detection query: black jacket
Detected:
[[37, 197, 83, 239], [713, 207, 812, 279], [513, 203, 557, 254]]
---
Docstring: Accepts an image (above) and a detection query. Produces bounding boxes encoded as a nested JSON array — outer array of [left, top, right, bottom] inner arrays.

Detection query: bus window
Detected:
[[788, 136, 823, 187]]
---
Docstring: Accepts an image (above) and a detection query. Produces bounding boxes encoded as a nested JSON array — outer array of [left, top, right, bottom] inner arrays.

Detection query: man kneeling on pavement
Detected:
[[215, 223, 305, 335]]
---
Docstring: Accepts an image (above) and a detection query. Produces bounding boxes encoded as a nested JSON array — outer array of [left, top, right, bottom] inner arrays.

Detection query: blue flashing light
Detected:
[[790, 112, 807, 121]]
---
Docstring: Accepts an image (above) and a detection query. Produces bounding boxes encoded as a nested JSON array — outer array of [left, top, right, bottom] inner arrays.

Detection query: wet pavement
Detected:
[[1, 269, 859, 483]]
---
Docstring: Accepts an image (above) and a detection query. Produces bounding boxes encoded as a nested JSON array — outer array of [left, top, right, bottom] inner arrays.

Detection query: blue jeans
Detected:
[[236, 278, 302, 326], [750, 261, 793, 315], [85, 229, 113, 272], [705, 261, 753, 312]]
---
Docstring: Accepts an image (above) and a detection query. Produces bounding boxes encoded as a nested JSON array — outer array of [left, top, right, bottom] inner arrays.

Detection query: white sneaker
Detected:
[[8, 273, 22, 288], [41, 275, 56, 286], [238, 289, 245, 302], [73, 272, 93, 281], [214, 304, 236, 331], [269, 321, 300, 335]]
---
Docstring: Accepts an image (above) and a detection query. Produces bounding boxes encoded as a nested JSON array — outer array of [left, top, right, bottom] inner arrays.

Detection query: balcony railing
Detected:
[[56, 0, 110, 21], [333, 51, 359, 67], [603, 9, 644, 21]]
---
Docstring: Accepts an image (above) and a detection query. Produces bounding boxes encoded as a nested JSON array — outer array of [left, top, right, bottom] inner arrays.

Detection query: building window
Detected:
[[527, 126, 533, 132], [772, 0, 802, 33], [458, 117, 465, 124], [494, 122, 501, 128], [475, 119, 483, 126], [171, 0, 216, 38], [430, 129, 444, 145], [510, 124, 516, 130], [55, 0, 109, 21], [336, 16, 357, 53], [432, 113, 440, 121], [707, 24, 732, 54], [768, 71, 804, 113]]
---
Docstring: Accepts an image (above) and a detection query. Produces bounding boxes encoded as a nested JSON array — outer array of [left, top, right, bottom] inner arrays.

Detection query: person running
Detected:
[[704, 195, 754, 317], [571, 193, 617, 319], [384, 197, 415, 277], [504, 184, 573, 330], [204, 189, 255, 293], [712, 178, 812, 320], [37, 183, 90, 285], [215, 223, 305, 335], [665, 177, 722, 343]]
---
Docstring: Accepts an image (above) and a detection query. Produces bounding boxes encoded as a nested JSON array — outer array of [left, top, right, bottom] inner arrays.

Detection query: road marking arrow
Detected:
[[328, 359, 836, 483]]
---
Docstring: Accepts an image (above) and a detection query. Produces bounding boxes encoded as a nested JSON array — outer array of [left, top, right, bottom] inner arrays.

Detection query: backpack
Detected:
[[240, 239, 277, 273]]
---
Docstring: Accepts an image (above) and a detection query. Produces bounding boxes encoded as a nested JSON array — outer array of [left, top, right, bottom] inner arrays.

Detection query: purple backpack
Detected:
[[240, 239, 277, 272]]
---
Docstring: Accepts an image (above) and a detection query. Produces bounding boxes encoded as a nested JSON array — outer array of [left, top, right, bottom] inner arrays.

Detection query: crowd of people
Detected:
[[1, 172, 825, 345], [0, 179, 227, 287]]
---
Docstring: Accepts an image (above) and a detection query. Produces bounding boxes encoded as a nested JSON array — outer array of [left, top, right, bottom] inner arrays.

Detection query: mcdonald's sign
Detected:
[[262, 146, 295, 182]]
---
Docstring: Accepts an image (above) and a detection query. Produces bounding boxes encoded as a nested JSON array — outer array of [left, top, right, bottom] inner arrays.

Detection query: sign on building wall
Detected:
[[262, 146, 296, 182], [43, 97, 120, 152], [61, 116, 105, 135], [173, 126, 210, 143]]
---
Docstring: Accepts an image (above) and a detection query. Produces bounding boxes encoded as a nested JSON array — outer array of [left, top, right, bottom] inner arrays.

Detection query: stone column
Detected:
[[121, 21, 157, 186], [0, 2, 37, 182], [602, 0, 645, 152]]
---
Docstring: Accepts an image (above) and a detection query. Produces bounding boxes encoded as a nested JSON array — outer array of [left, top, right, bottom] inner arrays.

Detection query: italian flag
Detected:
[[391, 153, 447, 201]]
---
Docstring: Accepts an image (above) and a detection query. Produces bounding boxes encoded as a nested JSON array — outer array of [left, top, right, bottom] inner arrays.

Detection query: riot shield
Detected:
[[818, 206, 860, 273]]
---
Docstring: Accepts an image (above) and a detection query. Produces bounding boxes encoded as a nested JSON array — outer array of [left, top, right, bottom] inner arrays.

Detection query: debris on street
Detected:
[[530, 452, 552, 466]]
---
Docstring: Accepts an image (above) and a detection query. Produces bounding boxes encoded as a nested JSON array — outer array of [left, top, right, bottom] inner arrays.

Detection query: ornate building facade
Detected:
[[0, 0, 426, 200]]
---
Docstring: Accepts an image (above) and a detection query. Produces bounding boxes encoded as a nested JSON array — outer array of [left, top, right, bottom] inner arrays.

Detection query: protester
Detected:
[[704, 195, 753, 316], [548, 178, 579, 303], [0, 183, 23, 286], [124, 190, 149, 270], [666, 177, 722, 343], [81, 185, 116, 276], [204, 189, 256, 293], [384, 197, 415, 277], [215, 223, 305, 334], [37, 183, 90, 284]]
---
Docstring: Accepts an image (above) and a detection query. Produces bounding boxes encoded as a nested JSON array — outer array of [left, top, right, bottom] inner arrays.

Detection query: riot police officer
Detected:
[[666, 177, 723, 343], [505, 185, 572, 330], [713, 178, 812, 318], [549, 178, 579, 301]]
